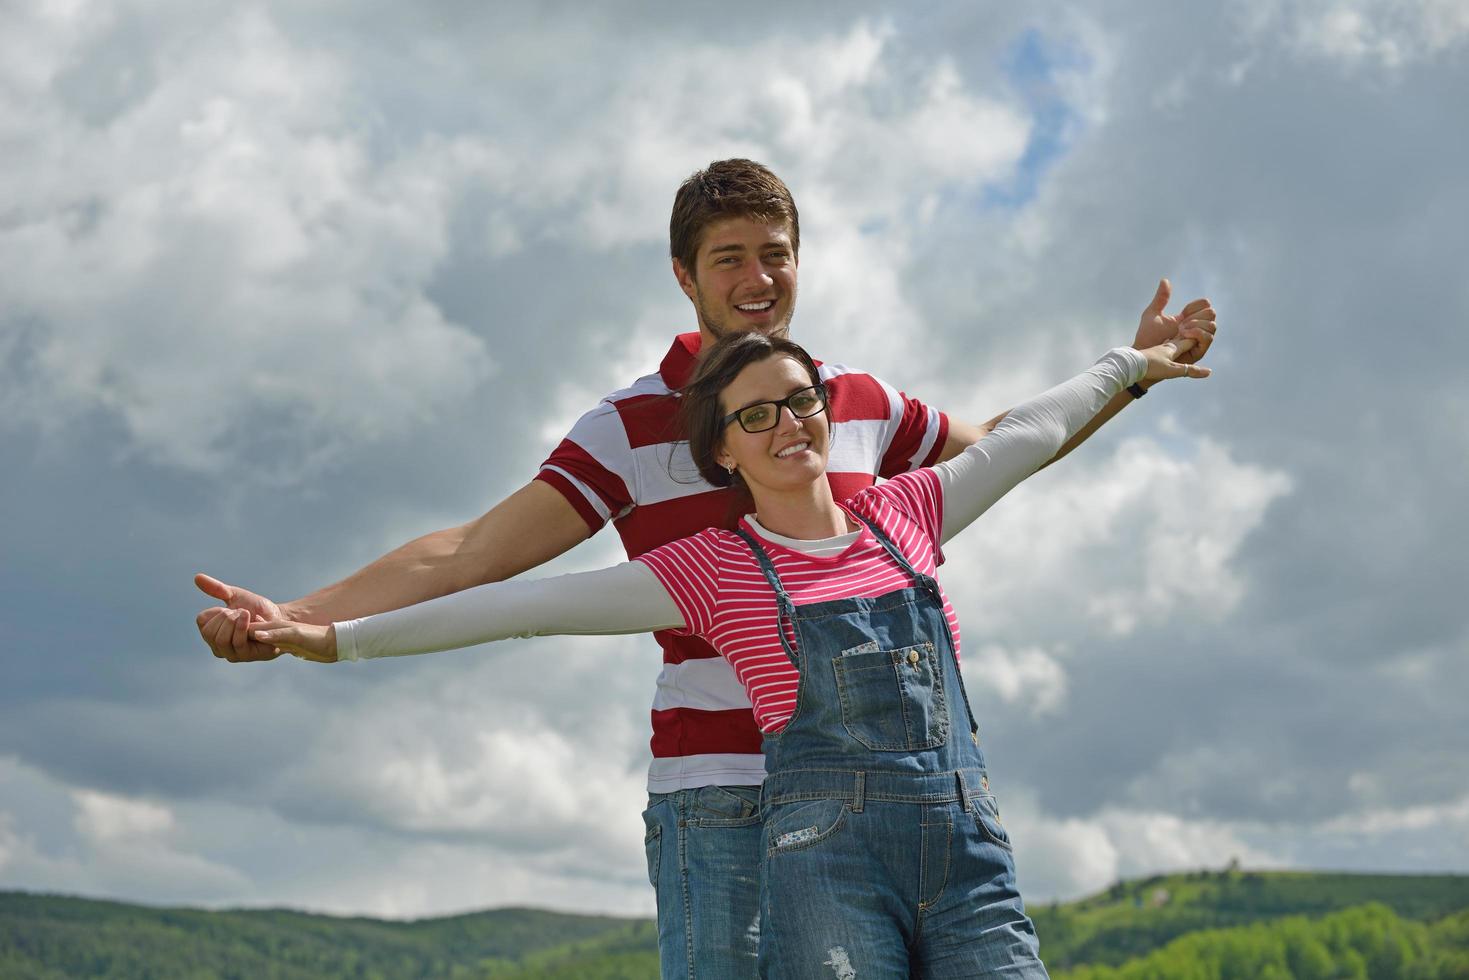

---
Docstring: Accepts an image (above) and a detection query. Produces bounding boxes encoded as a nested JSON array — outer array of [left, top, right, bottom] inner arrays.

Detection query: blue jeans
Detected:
[[761, 790, 1045, 978], [643, 785, 764, 980]]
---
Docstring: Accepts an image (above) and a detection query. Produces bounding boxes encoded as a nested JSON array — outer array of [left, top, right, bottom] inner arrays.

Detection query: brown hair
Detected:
[[670, 159, 800, 278], [681, 332, 823, 493]]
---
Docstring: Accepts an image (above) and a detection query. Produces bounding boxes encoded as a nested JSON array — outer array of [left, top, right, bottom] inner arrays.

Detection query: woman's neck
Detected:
[[749, 477, 853, 540]]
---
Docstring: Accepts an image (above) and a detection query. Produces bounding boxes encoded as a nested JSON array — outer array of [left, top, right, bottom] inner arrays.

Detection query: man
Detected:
[[197, 159, 1216, 978]]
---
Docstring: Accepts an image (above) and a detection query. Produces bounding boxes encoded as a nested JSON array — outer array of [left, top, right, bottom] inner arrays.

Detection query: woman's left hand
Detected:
[[1141, 336, 1212, 384], [249, 621, 338, 663]]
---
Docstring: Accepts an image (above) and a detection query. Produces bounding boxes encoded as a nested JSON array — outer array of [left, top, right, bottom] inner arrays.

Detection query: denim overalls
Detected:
[[736, 514, 1048, 979]]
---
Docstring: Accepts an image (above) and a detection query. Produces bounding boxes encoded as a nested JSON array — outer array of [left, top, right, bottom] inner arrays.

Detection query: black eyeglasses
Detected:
[[721, 384, 829, 433]]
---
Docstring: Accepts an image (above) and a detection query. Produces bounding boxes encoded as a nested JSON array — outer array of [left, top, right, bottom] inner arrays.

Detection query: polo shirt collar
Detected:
[[658, 330, 826, 391], [659, 332, 703, 390]]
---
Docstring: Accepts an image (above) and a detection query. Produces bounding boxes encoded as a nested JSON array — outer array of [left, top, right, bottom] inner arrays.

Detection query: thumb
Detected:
[[1144, 277, 1171, 316], [194, 573, 233, 604]]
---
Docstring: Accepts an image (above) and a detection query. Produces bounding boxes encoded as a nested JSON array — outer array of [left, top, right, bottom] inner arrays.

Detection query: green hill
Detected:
[[2, 870, 1466, 978], [1053, 904, 1469, 980], [1030, 868, 1469, 970], [0, 894, 656, 979]]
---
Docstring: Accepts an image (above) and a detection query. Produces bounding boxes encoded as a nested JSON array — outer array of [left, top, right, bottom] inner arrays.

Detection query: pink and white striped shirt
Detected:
[[536, 332, 947, 791], [636, 468, 959, 734]]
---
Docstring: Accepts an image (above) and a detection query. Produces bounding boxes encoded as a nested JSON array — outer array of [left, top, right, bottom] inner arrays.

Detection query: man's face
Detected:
[[674, 216, 798, 342]]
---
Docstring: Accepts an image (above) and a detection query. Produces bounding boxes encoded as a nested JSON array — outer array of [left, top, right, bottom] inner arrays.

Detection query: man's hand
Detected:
[[1134, 278, 1216, 367], [195, 573, 288, 662]]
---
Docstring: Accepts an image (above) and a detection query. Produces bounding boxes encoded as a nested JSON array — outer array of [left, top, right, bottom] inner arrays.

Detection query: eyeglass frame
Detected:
[[720, 383, 830, 434]]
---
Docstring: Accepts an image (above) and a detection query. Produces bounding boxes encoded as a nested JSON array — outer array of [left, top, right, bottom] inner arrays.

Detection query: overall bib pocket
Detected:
[[832, 641, 949, 750]]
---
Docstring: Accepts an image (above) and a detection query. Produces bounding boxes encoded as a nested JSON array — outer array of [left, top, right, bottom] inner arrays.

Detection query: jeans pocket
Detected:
[[832, 642, 948, 751], [973, 794, 1013, 851], [765, 798, 847, 856], [643, 823, 662, 888], [691, 784, 762, 827]]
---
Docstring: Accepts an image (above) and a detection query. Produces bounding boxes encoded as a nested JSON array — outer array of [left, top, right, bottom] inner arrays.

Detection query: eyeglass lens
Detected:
[[737, 386, 826, 432]]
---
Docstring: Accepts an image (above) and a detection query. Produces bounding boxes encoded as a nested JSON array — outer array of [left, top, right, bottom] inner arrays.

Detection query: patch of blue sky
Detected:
[[983, 28, 1091, 209], [857, 28, 1087, 238]]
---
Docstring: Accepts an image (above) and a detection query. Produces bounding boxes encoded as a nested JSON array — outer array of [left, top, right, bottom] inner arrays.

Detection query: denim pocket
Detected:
[[643, 824, 662, 887], [972, 794, 1012, 851], [765, 798, 847, 856], [832, 642, 949, 751], [690, 784, 762, 827]]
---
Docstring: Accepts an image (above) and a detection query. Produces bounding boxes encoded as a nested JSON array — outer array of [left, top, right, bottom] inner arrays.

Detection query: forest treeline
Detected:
[[1, 870, 1466, 978]]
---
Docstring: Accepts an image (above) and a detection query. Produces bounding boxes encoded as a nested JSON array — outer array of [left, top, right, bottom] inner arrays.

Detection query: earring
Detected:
[[724, 462, 735, 475]]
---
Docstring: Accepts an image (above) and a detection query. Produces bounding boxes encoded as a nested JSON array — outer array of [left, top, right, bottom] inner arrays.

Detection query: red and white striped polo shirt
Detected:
[[535, 332, 948, 792], [635, 468, 961, 734]]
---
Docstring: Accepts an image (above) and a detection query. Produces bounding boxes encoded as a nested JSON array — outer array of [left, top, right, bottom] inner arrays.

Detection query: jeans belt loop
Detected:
[[852, 771, 866, 813], [955, 769, 973, 811]]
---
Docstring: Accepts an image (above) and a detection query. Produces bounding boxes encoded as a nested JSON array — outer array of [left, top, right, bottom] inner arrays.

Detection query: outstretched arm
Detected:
[[197, 479, 591, 662], [936, 339, 1209, 543], [932, 279, 1217, 467], [251, 561, 685, 662]]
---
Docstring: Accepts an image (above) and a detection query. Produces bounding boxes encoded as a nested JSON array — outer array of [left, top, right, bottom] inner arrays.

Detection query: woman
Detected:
[[252, 332, 1207, 978]]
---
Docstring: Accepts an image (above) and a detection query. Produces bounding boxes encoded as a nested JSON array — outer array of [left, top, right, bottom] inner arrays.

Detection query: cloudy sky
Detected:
[[2, 0, 1466, 920]]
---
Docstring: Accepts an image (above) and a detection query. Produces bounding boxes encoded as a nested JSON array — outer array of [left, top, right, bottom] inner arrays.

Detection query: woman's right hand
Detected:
[[1140, 336, 1212, 384], [249, 621, 338, 663]]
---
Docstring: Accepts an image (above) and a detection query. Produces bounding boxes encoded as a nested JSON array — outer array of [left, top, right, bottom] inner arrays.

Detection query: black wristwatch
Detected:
[[1126, 383, 1148, 399]]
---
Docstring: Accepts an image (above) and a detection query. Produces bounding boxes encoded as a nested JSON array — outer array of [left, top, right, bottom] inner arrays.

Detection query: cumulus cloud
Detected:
[[1003, 787, 1282, 900], [505, 21, 1030, 250], [0, 761, 249, 901], [0, 755, 655, 916], [67, 789, 250, 894], [0, 5, 497, 479], [1320, 794, 1469, 836], [1281, 0, 1469, 68], [942, 435, 1292, 641], [283, 680, 648, 860], [965, 644, 1069, 715], [73, 789, 174, 842]]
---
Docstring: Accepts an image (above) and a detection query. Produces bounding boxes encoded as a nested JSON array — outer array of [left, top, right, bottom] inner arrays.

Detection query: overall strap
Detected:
[[854, 512, 978, 737], [733, 526, 801, 668], [850, 512, 939, 597]]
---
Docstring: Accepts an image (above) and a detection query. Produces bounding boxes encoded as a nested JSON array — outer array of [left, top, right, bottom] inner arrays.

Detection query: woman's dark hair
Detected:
[[681, 332, 823, 494]]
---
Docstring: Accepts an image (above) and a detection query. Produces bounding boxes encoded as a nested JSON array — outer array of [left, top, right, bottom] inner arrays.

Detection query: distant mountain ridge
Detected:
[[3, 869, 1467, 978]]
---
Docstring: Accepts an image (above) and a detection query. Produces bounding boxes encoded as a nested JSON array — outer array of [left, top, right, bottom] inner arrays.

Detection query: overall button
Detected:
[[907, 650, 920, 665]]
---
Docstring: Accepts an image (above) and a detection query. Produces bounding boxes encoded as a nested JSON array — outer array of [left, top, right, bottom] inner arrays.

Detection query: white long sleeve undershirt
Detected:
[[335, 348, 1146, 662]]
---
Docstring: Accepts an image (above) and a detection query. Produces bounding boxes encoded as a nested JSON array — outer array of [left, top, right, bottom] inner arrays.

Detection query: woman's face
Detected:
[[715, 354, 829, 498]]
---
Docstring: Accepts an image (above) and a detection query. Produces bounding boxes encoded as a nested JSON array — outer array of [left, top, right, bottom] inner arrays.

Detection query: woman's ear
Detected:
[[715, 437, 737, 474]]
